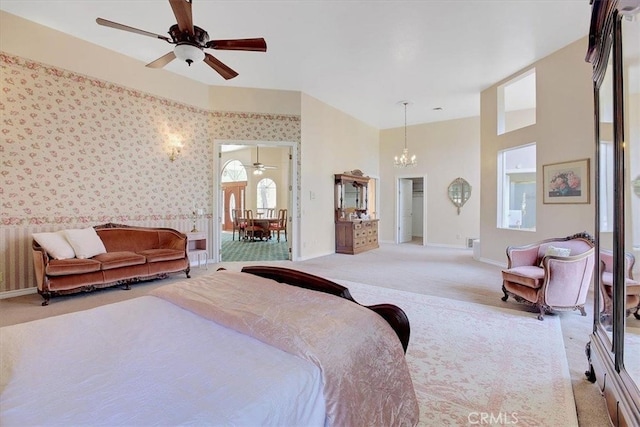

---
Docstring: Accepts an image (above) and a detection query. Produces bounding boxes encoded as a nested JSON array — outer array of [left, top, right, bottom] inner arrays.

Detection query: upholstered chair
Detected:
[[599, 249, 640, 321], [501, 233, 595, 320]]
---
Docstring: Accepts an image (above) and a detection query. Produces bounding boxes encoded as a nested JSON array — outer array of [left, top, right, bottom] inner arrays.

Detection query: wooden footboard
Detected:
[[240, 266, 411, 352]]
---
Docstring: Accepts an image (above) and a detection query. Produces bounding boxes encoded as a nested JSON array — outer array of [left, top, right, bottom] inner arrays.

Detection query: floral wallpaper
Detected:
[[1, 53, 300, 226], [0, 52, 300, 291]]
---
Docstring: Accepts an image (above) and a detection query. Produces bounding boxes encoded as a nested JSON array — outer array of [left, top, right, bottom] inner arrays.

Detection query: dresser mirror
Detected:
[[447, 177, 471, 215], [335, 172, 369, 220], [585, 1, 640, 424]]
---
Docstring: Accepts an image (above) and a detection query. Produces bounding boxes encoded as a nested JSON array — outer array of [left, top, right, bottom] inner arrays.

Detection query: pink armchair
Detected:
[[599, 250, 640, 322], [501, 232, 595, 320]]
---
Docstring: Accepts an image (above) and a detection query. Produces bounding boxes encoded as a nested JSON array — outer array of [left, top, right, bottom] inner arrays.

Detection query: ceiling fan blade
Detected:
[[169, 0, 194, 36], [96, 18, 170, 42], [146, 51, 176, 68], [206, 38, 267, 52], [204, 53, 238, 80]]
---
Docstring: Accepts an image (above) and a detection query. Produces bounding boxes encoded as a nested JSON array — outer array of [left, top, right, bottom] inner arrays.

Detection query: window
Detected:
[[221, 160, 248, 183], [497, 144, 536, 230], [497, 69, 536, 135], [256, 178, 276, 215]]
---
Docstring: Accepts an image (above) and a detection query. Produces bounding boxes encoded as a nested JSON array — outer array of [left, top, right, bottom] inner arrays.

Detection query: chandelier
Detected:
[[394, 101, 417, 167]]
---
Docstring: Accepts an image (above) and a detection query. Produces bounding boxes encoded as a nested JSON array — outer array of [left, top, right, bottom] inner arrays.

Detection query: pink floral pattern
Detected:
[[0, 52, 300, 226]]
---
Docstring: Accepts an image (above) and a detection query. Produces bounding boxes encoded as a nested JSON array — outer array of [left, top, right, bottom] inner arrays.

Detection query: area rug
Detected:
[[333, 279, 579, 427]]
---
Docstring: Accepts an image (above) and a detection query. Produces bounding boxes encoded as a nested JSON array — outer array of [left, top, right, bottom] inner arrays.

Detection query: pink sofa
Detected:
[[501, 232, 595, 320], [32, 223, 190, 305]]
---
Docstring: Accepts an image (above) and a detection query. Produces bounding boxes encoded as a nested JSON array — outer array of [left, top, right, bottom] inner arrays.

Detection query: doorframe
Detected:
[[395, 174, 428, 245], [213, 139, 299, 262]]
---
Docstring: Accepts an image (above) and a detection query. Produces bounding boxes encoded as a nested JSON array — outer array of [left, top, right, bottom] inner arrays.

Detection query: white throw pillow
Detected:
[[540, 245, 572, 266], [63, 227, 107, 259], [32, 231, 76, 260]]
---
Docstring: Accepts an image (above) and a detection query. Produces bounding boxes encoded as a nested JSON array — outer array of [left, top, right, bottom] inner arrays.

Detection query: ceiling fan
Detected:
[[96, 0, 267, 80], [243, 147, 277, 175]]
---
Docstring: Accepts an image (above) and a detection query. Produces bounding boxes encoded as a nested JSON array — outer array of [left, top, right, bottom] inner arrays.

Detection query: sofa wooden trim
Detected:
[[32, 223, 190, 305]]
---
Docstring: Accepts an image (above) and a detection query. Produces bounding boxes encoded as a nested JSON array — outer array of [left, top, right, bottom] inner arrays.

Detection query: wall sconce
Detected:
[[168, 134, 183, 162], [169, 146, 182, 162]]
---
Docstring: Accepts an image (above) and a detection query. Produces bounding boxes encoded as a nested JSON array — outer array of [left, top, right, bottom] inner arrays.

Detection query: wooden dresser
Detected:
[[334, 171, 378, 254], [335, 219, 379, 254]]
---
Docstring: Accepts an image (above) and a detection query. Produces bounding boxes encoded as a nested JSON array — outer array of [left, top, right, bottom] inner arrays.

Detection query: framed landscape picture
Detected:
[[543, 159, 590, 204]]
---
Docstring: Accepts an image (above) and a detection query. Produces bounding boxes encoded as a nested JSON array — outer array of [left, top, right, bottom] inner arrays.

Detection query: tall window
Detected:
[[497, 69, 536, 135], [221, 160, 248, 183], [256, 178, 276, 215], [497, 144, 536, 230]]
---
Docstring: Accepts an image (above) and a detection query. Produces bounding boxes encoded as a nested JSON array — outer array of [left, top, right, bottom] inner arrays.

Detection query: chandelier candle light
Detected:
[[394, 101, 417, 167]]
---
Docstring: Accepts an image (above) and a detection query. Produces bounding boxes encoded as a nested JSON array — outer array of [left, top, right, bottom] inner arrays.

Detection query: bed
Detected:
[[0, 266, 419, 426]]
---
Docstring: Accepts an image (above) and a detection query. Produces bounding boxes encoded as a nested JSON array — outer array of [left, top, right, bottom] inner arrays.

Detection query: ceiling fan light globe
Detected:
[[174, 43, 205, 65]]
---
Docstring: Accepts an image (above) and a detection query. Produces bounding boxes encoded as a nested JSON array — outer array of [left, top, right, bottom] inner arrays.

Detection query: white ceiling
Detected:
[[0, 0, 592, 129]]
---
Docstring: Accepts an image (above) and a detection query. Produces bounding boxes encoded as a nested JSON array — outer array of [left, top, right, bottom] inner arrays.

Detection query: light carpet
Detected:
[[335, 279, 579, 427]]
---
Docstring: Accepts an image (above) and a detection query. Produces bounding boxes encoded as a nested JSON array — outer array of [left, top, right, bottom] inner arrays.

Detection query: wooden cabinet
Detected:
[[334, 171, 378, 254], [335, 219, 379, 254]]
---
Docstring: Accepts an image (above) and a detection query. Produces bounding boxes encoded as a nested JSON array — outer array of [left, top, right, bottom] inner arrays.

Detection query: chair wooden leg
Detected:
[[537, 305, 545, 321], [501, 285, 509, 302]]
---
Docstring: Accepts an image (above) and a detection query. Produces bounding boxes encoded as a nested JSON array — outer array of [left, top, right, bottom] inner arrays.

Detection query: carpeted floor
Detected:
[[0, 242, 617, 426]]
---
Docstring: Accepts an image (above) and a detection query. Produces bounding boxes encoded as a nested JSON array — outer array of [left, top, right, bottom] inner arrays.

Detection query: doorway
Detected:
[[397, 176, 425, 245], [214, 140, 297, 262]]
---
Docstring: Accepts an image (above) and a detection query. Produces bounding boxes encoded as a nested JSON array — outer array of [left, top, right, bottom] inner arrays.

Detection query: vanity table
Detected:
[[334, 172, 379, 254]]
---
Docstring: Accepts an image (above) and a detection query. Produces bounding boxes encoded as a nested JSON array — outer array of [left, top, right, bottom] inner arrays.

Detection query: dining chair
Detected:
[[269, 209, 287, 242], [244, 210, 265, 241], [231, 209, 245, 241], [266, 208, 276, 218]]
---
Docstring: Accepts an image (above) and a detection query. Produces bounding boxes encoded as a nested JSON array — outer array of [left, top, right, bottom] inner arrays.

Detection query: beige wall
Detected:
[[0, 11, 211, 111], [480, 37, 595, 264], [209, 86, 301, 116], [300, 93, 380, 259], [379, 116, 481, 247]]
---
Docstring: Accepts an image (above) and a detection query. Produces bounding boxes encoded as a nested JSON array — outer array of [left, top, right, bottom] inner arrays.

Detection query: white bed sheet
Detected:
[[0, 296, 326, 426]]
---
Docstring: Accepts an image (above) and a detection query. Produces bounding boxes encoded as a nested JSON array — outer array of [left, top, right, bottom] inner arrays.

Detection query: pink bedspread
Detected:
[[151, 270, 419, 426]]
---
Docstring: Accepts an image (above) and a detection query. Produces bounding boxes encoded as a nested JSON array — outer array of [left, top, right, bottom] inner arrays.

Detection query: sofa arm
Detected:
[[158, 229, 188, 254], [506, 245, 539, 268], [32, 241, 50, 292]]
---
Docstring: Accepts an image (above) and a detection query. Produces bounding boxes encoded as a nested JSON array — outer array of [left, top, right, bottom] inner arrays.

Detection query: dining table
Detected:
[[240, 217, 280, 241]]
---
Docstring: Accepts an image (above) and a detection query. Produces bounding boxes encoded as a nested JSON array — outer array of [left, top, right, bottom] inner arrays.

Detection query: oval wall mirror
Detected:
[[448, 177, 472, 215]]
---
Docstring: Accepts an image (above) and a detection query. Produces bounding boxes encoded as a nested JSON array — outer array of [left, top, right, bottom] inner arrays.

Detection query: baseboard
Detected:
[[478, 257, 507, 268], [0, 287, 37, 299]]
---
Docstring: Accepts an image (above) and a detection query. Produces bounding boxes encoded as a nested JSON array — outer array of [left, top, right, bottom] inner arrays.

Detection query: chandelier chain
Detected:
[[394, 101, 417, 167]]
